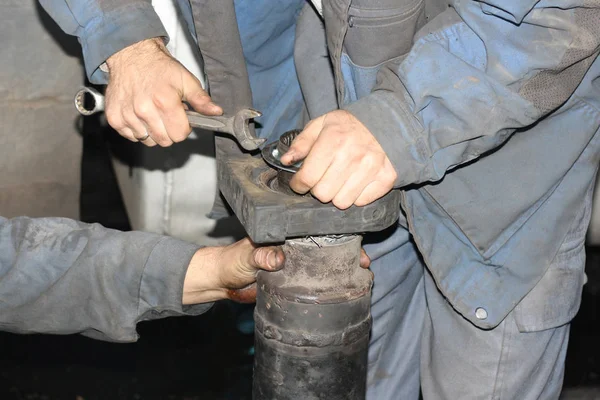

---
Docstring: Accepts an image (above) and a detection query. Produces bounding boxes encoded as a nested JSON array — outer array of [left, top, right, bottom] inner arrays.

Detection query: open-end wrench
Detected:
[[74, 87, 265, 151]]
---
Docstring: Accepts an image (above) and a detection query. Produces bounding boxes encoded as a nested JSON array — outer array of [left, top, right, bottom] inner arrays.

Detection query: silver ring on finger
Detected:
[[138, 131, 150, 142]]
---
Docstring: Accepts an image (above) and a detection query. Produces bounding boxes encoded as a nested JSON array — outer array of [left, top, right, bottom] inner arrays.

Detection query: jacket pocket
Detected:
[[512, 181, 594, 332], [344, 0, 426, 67]]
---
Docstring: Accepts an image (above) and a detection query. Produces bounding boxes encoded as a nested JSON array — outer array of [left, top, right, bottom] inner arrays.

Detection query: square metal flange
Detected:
[[218, 155, 401, 243]]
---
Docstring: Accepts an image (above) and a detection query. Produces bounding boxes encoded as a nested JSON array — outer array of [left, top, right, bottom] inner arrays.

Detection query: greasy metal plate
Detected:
[[261, 142, 301, 173], [218, 155, 401, 243], [261, 130, 303, 173]]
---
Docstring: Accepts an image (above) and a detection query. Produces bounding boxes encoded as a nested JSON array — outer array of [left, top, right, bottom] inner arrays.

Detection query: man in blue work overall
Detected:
[[40, 0, 600, 398]]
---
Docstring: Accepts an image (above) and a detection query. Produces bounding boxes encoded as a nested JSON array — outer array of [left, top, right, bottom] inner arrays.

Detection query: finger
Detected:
[[138, 133, 158, 147], [289, 132, 336, 194], [123, 109, 158, 147], [180, 70, 222, 115], [134, 100, 173, 146], [280, 116, 324, 165], [119, 127, 139, 143], [105, 103, 134, 141], [354, 181, 393, 207], [330, 162, 378, 210], [250, 246, 285, 272], [227, 283, 258, 304], [309, 154, 352, 204], [360, 249, 371, 269], [155, 93, 192, 143]]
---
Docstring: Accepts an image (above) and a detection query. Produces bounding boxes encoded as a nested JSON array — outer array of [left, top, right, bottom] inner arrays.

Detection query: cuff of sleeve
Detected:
[[138, 237, 212, 321], [81, 3, 169, 84], [344, 90, 429, 188]]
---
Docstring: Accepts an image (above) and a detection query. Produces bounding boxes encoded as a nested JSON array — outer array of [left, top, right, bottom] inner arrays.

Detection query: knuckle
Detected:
[[153, 134, 173, 147], [152, 93, 171, 110], [354, 197, 369, 207], [175, 124, 193, 142], [362, 153, 381, 171], [384, 175, 396, 189], [333, 197, 352, 210], [120, 130, 137, 142], [171, 134, 186, 143], [311, 185, 334, 203], [133, 100, 153, 118], [105, 109, 123, 129], [295, 174, 314, 190], [381, 169, 397, 187], [158, 139, 174, 147], [166, 123, 191, 143]]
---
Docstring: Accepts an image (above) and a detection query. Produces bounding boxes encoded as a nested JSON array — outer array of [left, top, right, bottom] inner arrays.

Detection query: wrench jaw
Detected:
[[233, 108, 266, 151]]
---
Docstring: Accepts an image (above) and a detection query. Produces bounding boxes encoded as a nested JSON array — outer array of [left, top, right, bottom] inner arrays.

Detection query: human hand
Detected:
[[182, 238, 371, 304], [104, 38, 222, 147], [280, 110, 397, 210]]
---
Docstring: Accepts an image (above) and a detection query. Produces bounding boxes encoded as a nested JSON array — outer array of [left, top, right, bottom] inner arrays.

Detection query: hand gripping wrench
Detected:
[[74, 87, 265, 151]]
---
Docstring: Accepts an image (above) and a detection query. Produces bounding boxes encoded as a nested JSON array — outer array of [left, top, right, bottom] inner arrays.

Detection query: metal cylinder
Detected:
[[74, 86, 105, 116], [253, 235, 373, 400]]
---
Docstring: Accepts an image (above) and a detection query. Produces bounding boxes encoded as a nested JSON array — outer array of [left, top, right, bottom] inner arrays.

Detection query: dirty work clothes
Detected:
[[38, 0, 305, 146], [0, 216, 209, 342], [39, 0, 600, 398], [362, 184, 590, 399], [298, 1, 598, 398], [295, 1, 599, 398], [39, 0, 306, 218]]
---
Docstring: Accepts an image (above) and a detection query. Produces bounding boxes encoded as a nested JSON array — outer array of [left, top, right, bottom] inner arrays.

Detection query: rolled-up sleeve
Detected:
[[345, 1, 600, 188], [39, 0, 168, 84], [0, 216, 211, 343]]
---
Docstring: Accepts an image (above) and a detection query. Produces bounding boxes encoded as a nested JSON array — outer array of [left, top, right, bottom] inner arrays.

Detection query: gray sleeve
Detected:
[[345, 2, 600, 188], [39, 0, 168, 84], [0, 216, 211, 343]]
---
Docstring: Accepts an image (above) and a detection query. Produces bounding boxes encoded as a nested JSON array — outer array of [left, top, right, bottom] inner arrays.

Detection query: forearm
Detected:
[[0, 216, 210, 342], [346, 1, 600, 188], [39, 0, 168, 83]]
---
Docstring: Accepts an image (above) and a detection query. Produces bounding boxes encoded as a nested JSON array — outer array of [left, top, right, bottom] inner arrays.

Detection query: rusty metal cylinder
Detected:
[[253, 235, 373, 400]]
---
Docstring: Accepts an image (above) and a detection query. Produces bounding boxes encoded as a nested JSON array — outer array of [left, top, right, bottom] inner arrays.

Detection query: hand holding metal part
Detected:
[[74, 87, 265, 151]]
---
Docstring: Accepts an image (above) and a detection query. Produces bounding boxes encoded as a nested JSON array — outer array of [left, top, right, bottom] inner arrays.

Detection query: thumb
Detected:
[[280, 116, 325, 165], [249, 246, 285, 273], [360, 248, 371, 269], [180, 69, 223, 115]]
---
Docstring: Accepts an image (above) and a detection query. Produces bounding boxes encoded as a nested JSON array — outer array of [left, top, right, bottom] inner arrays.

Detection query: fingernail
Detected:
[[208, 102, 222, 111], [281, 152, 294, 165], [268, 250, 284, 270], [267, 251, 279, 269]]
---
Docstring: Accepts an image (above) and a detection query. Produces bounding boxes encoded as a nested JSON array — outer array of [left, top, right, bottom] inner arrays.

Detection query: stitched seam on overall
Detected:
[[491, 319, 511, 400]]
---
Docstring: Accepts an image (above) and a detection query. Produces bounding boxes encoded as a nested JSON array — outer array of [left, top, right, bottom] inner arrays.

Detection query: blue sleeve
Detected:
[[0, 216, 210, 342], [345, 1, 600, 188], [39, 0, 169, 84]]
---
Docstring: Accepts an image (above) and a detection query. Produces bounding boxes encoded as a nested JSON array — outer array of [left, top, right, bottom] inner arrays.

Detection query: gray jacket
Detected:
[[0, 216, 209, 342], [38, 0, 600, 332]]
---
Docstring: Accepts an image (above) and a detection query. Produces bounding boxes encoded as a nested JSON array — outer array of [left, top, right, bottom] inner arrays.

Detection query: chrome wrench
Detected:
[[74, 87, 265, 151]]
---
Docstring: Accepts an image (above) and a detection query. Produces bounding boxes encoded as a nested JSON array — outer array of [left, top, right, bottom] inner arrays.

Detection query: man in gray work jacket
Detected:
[[0, 217, 289, 341], [40, 0, 600, 398]]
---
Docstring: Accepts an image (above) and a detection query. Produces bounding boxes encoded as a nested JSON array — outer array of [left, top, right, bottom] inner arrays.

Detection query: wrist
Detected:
[[105, 37, 167, 72], [182, 247, 228, 305]]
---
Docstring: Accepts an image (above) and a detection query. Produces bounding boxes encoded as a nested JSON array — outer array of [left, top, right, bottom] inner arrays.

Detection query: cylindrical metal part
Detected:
[[74, 87, 105, 116], [253, 235, 373, 400]]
